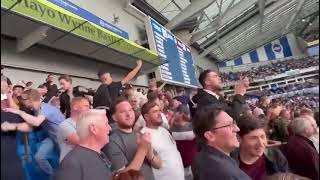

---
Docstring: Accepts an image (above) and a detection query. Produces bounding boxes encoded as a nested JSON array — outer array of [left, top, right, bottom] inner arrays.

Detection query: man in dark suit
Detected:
[[192, 69, 249, 121]]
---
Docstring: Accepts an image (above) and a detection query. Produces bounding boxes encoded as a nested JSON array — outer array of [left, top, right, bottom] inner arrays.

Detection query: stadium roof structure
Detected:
[[133, 0, 319, 61]]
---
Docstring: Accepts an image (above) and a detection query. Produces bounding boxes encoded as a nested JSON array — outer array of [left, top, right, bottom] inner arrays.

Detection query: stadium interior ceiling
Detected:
[[132, 0, 319, 62]]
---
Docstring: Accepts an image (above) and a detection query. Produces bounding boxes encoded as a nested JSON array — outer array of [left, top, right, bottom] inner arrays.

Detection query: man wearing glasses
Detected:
[[192, 105, 251, 180], [193, 69, 249, 121]]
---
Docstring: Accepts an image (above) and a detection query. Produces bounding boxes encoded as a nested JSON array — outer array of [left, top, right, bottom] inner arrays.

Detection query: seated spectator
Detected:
[[103, 98, 161, 180], [4, 89, 65, 176], [55, 109, 151, 180], [192, 105, 250, 180], [231, 115, 289, 180], [58, 97, 90, 162], [170, 105, 197, 180], [282, 117, 319, 180], [141, 101, 185, 180]]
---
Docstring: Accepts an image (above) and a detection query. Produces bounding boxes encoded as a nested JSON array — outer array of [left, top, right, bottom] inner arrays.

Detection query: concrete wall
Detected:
[[68, 0, 144, 42], [1, 37, 149, 88]]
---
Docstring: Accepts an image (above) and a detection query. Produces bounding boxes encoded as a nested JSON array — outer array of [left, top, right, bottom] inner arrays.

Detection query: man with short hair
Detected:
[[55, 109, 151, 180], [193, 69, 248, 121], [192, 105, 250, 180], [59, 74, 94, 118], [103, 98, 161, 180], [43, 74, 59, 103], [58, 97, 90, 162], [283, 117, 319, 180], [38, 84, 48, 102], [93, 60, 143, 119], [4, 89, 65, 176], [299, 111, 319, 153], [170, 105, 197, 180], [232, 115, 289, 180], [141, 101, 185, 180]]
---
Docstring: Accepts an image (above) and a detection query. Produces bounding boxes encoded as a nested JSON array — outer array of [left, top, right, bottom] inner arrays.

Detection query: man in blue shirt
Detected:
[[4, 89, 65, 176]]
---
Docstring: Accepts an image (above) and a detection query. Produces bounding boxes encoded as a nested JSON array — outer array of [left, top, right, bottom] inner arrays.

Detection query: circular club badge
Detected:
[[272, 44, 282, 53]]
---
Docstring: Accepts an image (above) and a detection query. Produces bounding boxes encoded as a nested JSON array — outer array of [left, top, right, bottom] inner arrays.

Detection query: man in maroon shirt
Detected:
[[170, 105, 197, 180], [283, 117, 319, 180], [231, 115, 290, 180]]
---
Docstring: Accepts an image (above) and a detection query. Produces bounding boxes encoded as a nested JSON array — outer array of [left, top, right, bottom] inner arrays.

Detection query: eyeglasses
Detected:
[[211, 120, 237, 131]]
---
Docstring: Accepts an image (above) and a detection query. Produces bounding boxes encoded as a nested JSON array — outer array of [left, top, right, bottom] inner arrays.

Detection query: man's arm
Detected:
[[121, 60, 143, 85], [125, 132, 151, 171], [4, 108, 45, 127], [146, 149, 162, 169], [1, 122, 33, 132]]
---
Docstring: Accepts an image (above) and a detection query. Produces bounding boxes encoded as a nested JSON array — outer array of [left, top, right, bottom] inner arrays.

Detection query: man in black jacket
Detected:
[[193, 69, 249, 121], [42, 74, 59, 103], [59, 75, 94, 118]]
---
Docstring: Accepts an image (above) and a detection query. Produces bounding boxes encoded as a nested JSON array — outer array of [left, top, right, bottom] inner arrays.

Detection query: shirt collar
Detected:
[[203, 89, 220, 99]]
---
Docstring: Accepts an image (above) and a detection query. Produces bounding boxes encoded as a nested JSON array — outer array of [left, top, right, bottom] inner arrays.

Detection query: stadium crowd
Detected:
[[1, 58, 319, 180], [221, 57, 319, 82]]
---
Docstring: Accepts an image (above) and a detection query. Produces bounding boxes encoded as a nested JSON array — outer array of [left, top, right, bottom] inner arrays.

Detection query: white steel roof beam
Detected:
[[165, 0, 217, 30]]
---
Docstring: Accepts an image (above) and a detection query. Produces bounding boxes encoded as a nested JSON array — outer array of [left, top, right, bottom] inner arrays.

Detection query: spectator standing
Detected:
[[55, 109, 152, 180], [192, 105, 250, 180], [141, 102, 185, 180], [193, 70, 248, 121], [4, 89, 65, 176], [58, 97, 90, 162], [283, 117, 319, 180], [232, 115, 290, 180], [43, 74, 59, 103], [103, 98, 161, 180], [93, 60, 143, 124], [170, 105, 197, 180]]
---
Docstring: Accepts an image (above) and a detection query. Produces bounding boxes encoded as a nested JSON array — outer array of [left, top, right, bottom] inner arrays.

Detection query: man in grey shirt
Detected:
[[103, 97, 162, 180], [58, 97, 90, 162]]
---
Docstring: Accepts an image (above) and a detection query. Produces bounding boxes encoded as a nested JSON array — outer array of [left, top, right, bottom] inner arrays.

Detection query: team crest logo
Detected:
[[272, 44, 282, 53]]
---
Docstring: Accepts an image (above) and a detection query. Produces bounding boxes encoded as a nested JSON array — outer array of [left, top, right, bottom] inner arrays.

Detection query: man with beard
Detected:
[[141, 101, 185, 180], [103, 98, 161, 180], [193, 69, 249, 121]]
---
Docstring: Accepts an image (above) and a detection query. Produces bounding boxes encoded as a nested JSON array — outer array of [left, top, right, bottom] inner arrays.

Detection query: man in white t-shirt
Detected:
[[58, 97, 90, 162], [141, 101, 184, 180]]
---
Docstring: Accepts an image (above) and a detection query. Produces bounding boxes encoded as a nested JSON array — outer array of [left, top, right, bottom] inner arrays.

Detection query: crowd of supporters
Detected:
[[221, 57, 319, 82], [1, 58, 319, 180]]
